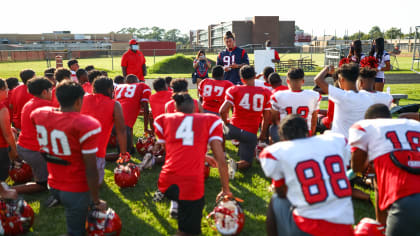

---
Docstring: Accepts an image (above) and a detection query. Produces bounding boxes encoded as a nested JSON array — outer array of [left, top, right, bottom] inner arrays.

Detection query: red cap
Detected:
[[129, 39, 137, 45]]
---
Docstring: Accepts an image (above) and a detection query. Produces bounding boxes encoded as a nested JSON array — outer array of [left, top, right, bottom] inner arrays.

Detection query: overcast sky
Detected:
[[2, 0, 418, 36]]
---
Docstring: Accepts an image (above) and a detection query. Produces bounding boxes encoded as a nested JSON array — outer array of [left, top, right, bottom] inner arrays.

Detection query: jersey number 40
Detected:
[[239, 93, 264, 112]]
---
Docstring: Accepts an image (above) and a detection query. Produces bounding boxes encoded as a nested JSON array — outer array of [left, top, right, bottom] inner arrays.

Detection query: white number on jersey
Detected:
[[176, 116, 194, 146], [203, 85, 225, 97], [239, 93, 264, 111], [222, 55, 236, 66], [115, 84, 137, 99], [36, 125, 71, 155]]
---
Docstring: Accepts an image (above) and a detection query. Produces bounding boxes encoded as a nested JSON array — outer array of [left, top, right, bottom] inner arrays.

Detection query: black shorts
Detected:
[[164, 184, 205, 235]]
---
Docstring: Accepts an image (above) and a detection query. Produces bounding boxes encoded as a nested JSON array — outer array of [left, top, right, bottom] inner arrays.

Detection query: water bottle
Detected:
[[386, 86, 391, 94]]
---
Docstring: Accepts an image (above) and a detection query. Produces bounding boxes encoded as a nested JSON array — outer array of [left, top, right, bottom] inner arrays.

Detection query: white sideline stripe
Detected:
[[208, 136, 223, 143], [82, 148, 98, 154], [209, 119, 222, 135], [79, 127, 101, 143], [154, 122, 163, 134]]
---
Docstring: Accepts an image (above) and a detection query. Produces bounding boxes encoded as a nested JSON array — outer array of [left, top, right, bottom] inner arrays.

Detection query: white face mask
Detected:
[[131, 45, 139, 51]]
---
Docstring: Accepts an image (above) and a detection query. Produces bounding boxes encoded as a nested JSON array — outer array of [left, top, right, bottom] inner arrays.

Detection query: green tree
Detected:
[[369, 26, 383, 39], [385, 27, 403, 39]]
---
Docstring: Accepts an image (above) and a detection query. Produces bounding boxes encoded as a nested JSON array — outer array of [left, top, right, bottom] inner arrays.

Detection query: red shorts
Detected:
[[158, 174, 204, 201]]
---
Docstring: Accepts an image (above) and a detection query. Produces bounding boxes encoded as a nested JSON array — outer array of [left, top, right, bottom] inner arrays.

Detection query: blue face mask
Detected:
[[131, 45, 139, 51]]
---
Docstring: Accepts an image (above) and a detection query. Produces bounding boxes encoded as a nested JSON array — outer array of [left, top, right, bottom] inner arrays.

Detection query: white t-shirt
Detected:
[[329, 85, 373, 138], [255, 79, 273, 91], [259, 133, 354, 224], [373, 51, 390, 79], [349, 53, 365, 63], [271, 90, 321, 130], [359, 90, 393, 108]]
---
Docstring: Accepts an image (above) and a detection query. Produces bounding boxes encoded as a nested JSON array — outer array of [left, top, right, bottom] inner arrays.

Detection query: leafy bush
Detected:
[[148, 54, 216, 74]]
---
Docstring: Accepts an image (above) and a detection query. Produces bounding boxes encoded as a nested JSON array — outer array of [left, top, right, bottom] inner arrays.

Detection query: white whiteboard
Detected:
[[254, 49, 275, 74]]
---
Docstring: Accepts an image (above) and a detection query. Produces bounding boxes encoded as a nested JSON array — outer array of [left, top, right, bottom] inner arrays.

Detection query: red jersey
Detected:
[[121, 50, 146, 81], [165, 99, 200, 113], [198, 78, 234, 113], [115, 83, 151, 128], [17, 97, 52, 151], [322, 100, 335, 129], [149, 90, 172, 120], [81, 94, 115, 158], [2, 90, 13, 120], [10, 84, 33, 129], [349, 119, 420, 210], [51, 87, 60, 108], [272, 85, 288, 93], [82, 82, 93, 94], [225, 85, 271, 134], [30, 107, 101, 192], [154, 113, 223, 200], [0, 104, 9, 148]]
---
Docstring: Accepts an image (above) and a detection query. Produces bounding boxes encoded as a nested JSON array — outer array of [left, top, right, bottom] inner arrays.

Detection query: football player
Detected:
[[268, 72, 288, 93], [149, 78, 172, 120], [115, 74, 151, 154], [357, 67, 393, 108], [314, 63, 373, 138], [349, 104, 420, 235], [217, 31, 249, 85], [9, 69, 35, 129], [154, 93, 231, 236], [198, 65, 233, 115], [260, 115, 354, 236], [255, 66, 275, 91], [76, 69, 92, 94], [81, 76, 128, 184], [271, 68, 321, 141], [31, 81, 107, 236], [51, 68, 71, 107], [15, 77, 52, 194], [165, 78, 203, 113], [220, 66, 271, 171], [0, 78, 18, 181]]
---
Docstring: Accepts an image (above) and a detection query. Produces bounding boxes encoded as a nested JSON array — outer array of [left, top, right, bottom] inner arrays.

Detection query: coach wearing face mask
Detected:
[[121, 39, 147, 81]]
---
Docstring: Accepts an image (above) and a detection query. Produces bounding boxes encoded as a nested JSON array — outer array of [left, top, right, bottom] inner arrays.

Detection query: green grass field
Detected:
[[0, 53, 416, 79], [12, 84, 420, 235]]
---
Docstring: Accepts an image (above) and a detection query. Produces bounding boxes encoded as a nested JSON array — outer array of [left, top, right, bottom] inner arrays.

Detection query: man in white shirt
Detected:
[[357, 67, 393, 108], [314, 63, 373, 138]]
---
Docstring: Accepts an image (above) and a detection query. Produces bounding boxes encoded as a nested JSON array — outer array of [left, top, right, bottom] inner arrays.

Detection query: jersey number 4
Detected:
[[176, 116, 194, 146], [36, 125, 71, 155], [295, 155, 351, 204]]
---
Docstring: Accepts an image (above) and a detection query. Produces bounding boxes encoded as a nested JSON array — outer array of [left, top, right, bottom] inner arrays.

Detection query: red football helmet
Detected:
[[114, 163, 140, 188], [354, 218, 386, 236], [255, 141, 268, 159], [207, 198, 245, 235], [9, 161, 33, 183], [0, 199, 34, 235], [204, 162, 210, 180], [136, 134, 155, 156], [87, 208, 122, 236]]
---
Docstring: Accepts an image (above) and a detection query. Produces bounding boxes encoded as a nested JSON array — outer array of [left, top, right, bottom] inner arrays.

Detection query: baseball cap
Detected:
[[129, 39, 137, 45]]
